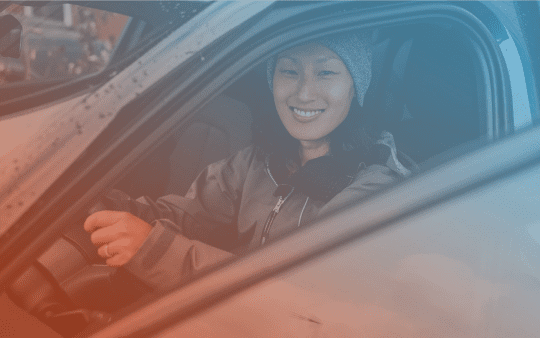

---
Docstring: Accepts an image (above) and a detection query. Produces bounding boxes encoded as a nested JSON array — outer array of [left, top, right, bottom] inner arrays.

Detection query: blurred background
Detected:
[[1, 3, 127, 85]]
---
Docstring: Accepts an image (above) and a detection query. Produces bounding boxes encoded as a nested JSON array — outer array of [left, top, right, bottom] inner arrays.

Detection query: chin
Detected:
[[288, 127, 330, 142], [290, 133, 329, 143]]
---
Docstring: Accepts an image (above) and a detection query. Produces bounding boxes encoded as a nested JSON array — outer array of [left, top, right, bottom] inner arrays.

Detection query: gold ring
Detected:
[[104, 244, 111, 258]]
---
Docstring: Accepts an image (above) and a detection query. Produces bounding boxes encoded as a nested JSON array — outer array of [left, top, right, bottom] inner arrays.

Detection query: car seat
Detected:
[[364, 25, 481, 165], [164, 95, 253, 196], [114, 94, 253, 200]]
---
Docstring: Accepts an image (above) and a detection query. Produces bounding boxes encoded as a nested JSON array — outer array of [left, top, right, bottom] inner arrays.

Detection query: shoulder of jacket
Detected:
[[352, 163, 399, 186], [209, 145, 263, 179], [213, 145, 256, 166], [374, 131, 418, 178]]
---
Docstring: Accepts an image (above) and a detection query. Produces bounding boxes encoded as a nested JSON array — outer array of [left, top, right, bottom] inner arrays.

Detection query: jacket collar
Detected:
[[265, 131, 415, 202]]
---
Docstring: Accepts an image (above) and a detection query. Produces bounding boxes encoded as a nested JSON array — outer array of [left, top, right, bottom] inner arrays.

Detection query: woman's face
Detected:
[[273, 43, 355, 144]]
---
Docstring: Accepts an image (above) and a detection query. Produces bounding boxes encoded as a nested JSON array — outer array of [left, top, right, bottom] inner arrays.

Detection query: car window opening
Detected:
[[116, 23, 484, 200]]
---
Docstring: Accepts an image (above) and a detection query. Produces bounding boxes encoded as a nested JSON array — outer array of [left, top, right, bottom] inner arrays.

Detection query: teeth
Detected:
[[293, 108, 322, 117]]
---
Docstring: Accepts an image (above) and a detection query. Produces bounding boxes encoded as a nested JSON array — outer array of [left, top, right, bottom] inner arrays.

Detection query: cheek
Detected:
[[273, 85, 291, 127], [327, 81, 354, 102], [325, 81, 355, 123], [273, 78, 292, 105]]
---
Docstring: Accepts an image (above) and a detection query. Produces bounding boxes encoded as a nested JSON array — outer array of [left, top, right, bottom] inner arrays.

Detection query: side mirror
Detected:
[[0, 14, 22, 58]]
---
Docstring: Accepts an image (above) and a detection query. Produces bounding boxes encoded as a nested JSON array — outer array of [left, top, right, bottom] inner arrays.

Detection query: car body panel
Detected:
[[85, 122, 540, 338], [154, 138, 540, 337]]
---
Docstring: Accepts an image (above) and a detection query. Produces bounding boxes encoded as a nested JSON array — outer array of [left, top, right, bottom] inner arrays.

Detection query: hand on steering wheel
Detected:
[[84, 211, 153, 267]]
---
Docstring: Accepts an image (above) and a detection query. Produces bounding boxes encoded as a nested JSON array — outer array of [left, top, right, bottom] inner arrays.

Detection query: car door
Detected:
[[118, 124, 540, 338], [0, 1, 538, 337], [76, 2, 539, 337]]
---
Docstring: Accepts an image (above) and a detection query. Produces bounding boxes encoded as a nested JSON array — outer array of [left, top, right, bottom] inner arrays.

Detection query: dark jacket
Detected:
[[101, 133, 414, 291]]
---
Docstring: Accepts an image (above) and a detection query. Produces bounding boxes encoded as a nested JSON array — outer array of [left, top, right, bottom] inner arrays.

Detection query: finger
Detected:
[[97, 243, 112, 259], [97, 238, 132, 259], [106, 251, 133, 267], [90, 224, 124, 246], [84, 211, 129, 233], [97, 238, 130, 257]]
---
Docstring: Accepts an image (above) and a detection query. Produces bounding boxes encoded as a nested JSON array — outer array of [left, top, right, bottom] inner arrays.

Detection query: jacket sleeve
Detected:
[[97, 147, 255, 291]]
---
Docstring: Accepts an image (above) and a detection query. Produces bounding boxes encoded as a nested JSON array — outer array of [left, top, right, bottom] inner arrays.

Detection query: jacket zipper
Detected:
[[260, 184, 294, 246], [297, 197, 309, 228], [265, 158, 278, 187]]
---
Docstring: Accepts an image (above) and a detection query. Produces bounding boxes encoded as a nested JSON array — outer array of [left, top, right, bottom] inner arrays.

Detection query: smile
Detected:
[[291, 107, 324, 117]]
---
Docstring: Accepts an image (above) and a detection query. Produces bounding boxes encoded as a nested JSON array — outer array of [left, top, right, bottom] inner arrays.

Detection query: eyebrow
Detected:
[[315, 56, 340, 63], [277, 56, 299, 63], [277, 56, 341, 63]]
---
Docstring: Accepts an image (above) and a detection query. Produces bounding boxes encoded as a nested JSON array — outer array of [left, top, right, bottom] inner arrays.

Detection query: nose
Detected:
[[296, 74, 316, 102]]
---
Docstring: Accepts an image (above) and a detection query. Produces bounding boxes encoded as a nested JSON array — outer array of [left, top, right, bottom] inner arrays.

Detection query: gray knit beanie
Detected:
[[267, 31, 374, 107]]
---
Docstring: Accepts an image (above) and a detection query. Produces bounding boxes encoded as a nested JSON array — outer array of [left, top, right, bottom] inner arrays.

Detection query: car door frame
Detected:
[[513, 1, 540, 124], [80, 3, 539, 337]]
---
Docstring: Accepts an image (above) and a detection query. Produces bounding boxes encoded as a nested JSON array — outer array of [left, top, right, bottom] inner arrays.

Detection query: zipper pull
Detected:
[[260, 184, 294, 246], [271, 184, 293, 214], [273, 196, 286, 213]]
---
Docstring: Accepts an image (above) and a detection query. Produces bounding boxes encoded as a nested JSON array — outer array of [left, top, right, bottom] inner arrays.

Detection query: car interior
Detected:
[[114, 23, 482, 200], [5, 22, 488, 337]]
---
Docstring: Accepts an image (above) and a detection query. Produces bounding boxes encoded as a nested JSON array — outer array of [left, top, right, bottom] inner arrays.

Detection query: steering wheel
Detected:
[[6, 204, 152, 337]]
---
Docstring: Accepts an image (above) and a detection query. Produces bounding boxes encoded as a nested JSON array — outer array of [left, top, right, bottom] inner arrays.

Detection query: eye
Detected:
[[279, 69, 298, 76], [318, 70, 339, 76]]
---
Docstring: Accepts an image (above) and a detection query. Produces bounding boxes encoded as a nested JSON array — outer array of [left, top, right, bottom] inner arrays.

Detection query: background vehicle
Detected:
[[0, 1, 539, 337]]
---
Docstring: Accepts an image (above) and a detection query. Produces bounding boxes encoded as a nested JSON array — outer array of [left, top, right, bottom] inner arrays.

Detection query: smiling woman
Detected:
[[80, 31, 416, 292], [261, 32, 381, 183], [272, 43, 356, 152], [264, 33, 374, 162]]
